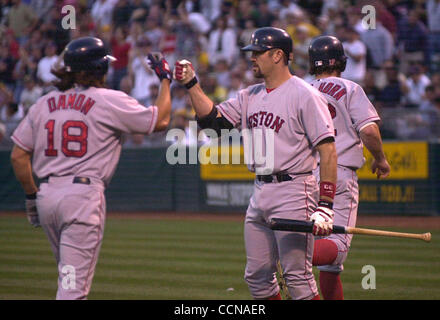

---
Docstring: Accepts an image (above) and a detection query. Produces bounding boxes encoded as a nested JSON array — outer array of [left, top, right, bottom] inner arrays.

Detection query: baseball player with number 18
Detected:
[[10, 37, 172, 299], [308, 36, 391, 300], [174, 27, 338, 300]]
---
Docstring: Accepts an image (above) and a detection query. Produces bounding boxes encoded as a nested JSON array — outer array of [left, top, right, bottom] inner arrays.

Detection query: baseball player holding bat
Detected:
[[308, 36, 391, 300], [174, 27, 338, 300], [10, 37, 172, 299]]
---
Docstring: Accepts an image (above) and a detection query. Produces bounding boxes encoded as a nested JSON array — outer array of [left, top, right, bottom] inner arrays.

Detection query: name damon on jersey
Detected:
[[47, 93, 96, 115]]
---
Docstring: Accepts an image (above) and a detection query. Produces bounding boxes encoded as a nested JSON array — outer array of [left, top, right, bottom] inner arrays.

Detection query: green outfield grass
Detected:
[[0, 215, 439, 300]]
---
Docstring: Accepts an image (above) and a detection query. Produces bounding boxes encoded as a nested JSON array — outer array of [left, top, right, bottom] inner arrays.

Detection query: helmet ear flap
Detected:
[[340, 56, 347, 72]]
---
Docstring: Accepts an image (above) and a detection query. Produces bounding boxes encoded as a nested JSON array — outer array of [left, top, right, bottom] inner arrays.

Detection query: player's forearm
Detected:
[[10, 146, 38, 195], [316, 140, 337, 203], [360, 123, 386, 162], [154, 79, 171, 131], [187, 83, 216, 118]]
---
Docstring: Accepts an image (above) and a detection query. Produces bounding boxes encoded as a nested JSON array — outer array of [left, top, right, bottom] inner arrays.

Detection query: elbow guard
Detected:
[[196, 105, 234, 136]]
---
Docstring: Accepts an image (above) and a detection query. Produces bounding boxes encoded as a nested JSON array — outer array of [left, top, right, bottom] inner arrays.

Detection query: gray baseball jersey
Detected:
[[12, 87, 158, 186], [217, 76, 335, 300], [310, 76, 380, 169], [310, 76, 379, 274], [217, 76, 335, 174], [11, 86, 158, 299]]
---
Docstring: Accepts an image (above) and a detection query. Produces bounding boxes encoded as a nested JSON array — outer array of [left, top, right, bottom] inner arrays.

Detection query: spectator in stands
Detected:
[[173, 4, 203, 64], [0, 101, 23, 148], [292, 24, 311, 77], [6, 0, 38, 45], [401, 64, 432, 108], [239, 19, 257, 48], [253, 0, 277, 28], [320, 0, 341, 17], [360, 21, 394, 70], [342, 27, 367, 84], [0, 120, 6, 149], [363, 70, 381, 105], [4, 28, 19, 60], [128, 37, 159, 106], [19, 75, 42, 114], [231, 56, 255, 85], [234, 0, 256, 30], [427, 0, 440, 73], [23, 30, 44, 55], [112, 0, 134, 29], [397, 10, 428, 75], [227, 72, 244, 99], [432, 96, 440, 138], [213, 58, 231, 89], [40, 6, 71, 51], [159, 19, 178, 68], [279, 0, 301, 21], [0, 45, 16, 92], [286, 8, 320, 46], [418, 86, 440, 139], [375, 0, 397, 37], [29, 0, 54, 20], [144, 17, 164, 52], [346, 6, 365, 36], [91, 0, 115, 31], [36, 42, 58, 93], [110, 26, 131, 90], [201, 73, 227, 104], [126, 20, 144, 47], [377, 60, 404, 108], [200, 0, 222, 24], [171, 85, 186, 112], [316, 15, 332, 36], [207, 16, 238, 67]]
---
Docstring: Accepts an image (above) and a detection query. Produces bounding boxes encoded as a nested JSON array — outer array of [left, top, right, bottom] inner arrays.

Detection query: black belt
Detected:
[[40, 176, 91, 185], [256, 172, 312, 183]]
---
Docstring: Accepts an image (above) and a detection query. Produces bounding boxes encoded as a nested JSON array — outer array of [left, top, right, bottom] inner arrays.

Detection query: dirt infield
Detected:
[[2, 211, 439, 230]]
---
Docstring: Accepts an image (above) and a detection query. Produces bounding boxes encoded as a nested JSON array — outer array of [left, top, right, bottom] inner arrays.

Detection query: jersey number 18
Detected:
[[45, 120, 88, 158]]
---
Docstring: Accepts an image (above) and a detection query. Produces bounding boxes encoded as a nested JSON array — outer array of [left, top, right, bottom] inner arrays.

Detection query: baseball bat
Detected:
[[269, 218, 432, 243]]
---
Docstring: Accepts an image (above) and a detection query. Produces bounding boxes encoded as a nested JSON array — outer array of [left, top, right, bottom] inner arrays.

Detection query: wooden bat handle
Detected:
[[346, 227, 432, 243], [269, 218, 432, 243]]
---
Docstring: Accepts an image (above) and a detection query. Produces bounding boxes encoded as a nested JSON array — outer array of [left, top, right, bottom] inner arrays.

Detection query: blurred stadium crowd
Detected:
[[0, 0, 440, 149]]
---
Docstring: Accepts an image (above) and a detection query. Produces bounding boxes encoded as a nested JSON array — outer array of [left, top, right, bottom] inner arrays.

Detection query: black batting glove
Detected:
[[146, 52, 172, 82]]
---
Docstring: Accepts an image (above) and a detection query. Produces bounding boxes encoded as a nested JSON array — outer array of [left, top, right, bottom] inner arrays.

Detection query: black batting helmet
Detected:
[[63, 37, 116, 75], [241, 27, 293, 62], [308, 35, 347, 75]]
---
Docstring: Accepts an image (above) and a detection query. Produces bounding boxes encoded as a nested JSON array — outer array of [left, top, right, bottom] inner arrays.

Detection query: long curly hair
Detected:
[[51, 67, 106, 91]]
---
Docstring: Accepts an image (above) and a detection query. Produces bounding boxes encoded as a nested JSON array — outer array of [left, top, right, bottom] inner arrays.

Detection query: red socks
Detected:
[[267, 292, 282, 300], [312, 239, 343, 300], [312, 239, 338, 266], [319, 271, 344, 300]]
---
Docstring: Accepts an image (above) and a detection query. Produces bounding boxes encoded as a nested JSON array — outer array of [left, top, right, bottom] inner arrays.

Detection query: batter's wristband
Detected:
[[320, 181, 336, 200], [185, 77, 198, 89]]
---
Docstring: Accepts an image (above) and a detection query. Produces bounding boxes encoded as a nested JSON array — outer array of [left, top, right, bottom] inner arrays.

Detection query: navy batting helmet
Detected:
[[308, 35, 347, 75], [63, 37, 116, 75], [241, 27, 293, 62]]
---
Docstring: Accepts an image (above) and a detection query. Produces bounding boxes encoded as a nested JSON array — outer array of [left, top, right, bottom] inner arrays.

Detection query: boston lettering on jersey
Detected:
[[47, 93, 96, 115], [247, 111, 285, 133], [316, 81, 347, 101]]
